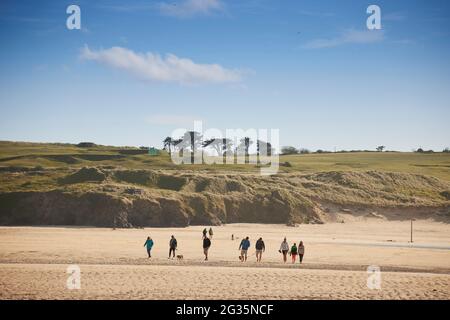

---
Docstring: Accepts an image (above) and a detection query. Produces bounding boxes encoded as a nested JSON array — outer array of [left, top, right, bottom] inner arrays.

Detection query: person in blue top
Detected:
[[143, 236, 154, 258], [239, 236, 251, 262]]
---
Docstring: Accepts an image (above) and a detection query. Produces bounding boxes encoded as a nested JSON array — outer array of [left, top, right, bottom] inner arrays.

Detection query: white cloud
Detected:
[[146, 114, 202, 126], [159, 0, 223, 18], [80, 45, 242, 84], [303, 29, 384, 49]]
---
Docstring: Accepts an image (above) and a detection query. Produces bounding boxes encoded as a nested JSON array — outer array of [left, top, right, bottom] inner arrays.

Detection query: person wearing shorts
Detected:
[[255, 237, 265, 262], [239, 237, 251, 262]]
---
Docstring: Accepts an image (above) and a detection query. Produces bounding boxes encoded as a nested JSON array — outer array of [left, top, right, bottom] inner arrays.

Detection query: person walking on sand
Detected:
[[279, 238, 289, 263], [290, 243, 298, 263], [298, 241, 305, 264], [203, 236, 211, 261], [208, 227, 214, 239], [143, 236, 154, 258], [255, 237, 265, 262], [202, 228, 207, 239], [169, 235, 177, 259], [239, 237, 251, 262]]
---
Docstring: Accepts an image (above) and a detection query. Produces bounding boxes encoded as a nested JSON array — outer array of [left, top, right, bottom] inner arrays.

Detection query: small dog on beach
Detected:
[[176, 254, 184, 261]]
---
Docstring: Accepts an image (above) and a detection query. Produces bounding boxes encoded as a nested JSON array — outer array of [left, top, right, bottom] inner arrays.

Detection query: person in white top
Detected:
[[279, 238, 289, 263]]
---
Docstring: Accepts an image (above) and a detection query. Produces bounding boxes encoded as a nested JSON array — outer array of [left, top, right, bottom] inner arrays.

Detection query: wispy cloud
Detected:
[[80, 45, 242, 84], [159, 0, 224, 18], [383, 12, 406, 22], [303, 29, 384, 49], [146, 114, 203, 126]]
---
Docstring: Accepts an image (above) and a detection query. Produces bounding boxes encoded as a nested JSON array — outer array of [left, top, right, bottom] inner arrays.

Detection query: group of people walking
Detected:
[[143, 228, 305, 264], [144, 234, 180, 259], [279, 237, 305, 263], [144, 230, 213, 261], [239, 236, 304, 264], [238, 237, 267, 262]]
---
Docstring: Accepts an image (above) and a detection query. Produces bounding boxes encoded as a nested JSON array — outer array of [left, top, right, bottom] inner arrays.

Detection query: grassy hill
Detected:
[[1, 140, 450, 179], [0, 141, 449, 227]]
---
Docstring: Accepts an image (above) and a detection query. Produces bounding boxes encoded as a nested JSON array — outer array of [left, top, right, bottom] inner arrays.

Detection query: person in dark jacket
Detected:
[[255, 237, 265, 262], [203, 236, 211, 261], [169, 235, 177, 259]]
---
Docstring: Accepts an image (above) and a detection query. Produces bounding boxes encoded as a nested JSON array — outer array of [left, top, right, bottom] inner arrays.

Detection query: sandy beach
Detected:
[[1, 221, 449, 300]]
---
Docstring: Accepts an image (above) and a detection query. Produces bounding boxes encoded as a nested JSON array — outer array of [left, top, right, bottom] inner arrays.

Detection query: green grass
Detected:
[[1, 141, 450, 181], [281, 152, 450, 180], [1, 141, 449, 226]]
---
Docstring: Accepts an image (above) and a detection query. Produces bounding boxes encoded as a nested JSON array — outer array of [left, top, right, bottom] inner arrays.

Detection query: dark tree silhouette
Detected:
[[257, 140, 272, 163], [203, 138, 221, 155], [222, 138, 233, 156], [238, 137, 253, 160], [299, 148, 310, 154], [281, 146, 299, 155], [203, 138, 234, 157], [172, 138, 183, 149], [182, 131, 203, 164], [163, 137, 173, 155]]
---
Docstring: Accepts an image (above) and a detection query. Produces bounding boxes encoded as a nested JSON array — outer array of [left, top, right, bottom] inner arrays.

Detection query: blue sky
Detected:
[[0, 0, 449, 151]]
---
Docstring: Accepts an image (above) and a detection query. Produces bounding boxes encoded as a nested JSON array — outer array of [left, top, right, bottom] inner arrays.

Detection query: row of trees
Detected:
[[281, 145, 450, 155], [281, 145, 388, 155], [416, 148, 450, 153], [163, 132, 273, 163]]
